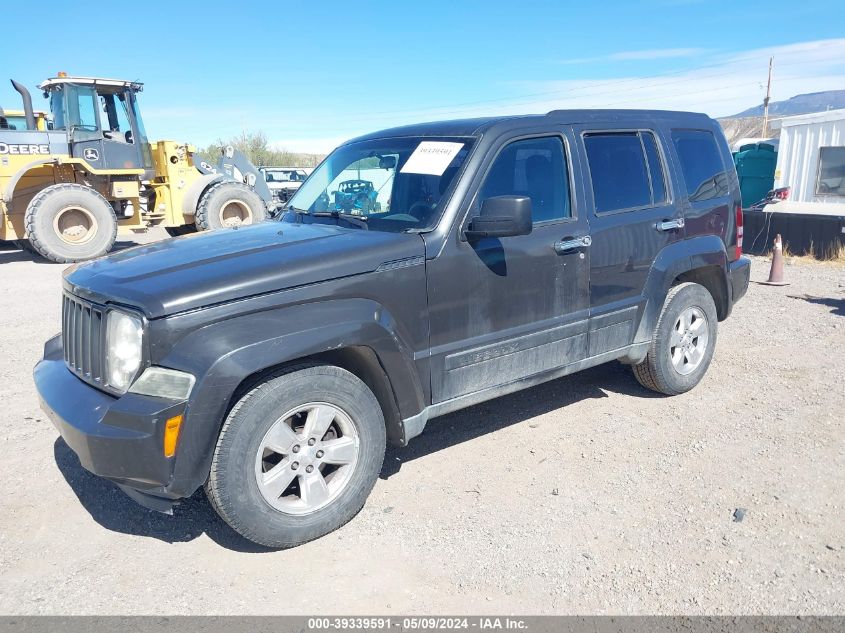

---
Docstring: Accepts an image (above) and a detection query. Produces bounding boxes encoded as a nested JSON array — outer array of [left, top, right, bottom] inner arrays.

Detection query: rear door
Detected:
[[573, 125, 683, 357]]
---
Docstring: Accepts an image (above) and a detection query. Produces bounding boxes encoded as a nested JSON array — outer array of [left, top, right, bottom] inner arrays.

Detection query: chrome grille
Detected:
[[62, 294, 105, 384]]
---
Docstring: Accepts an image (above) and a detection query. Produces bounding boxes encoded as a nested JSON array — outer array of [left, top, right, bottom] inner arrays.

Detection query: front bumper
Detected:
[[729, 256, 751, 305], [35, 335, 187, 511]]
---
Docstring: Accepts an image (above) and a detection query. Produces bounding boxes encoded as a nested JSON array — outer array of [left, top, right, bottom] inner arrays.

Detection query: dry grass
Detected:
[[780, 240, 845, 265]]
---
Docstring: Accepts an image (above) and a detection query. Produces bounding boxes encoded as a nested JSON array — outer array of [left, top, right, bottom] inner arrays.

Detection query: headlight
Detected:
[[106, 310, 143, 392]]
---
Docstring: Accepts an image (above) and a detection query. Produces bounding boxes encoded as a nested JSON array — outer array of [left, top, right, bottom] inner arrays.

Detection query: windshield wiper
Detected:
[[311, 211, 370, 228]]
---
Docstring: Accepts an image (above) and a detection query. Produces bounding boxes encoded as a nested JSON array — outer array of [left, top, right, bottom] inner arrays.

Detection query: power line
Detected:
[[312, 52, 844, 125]]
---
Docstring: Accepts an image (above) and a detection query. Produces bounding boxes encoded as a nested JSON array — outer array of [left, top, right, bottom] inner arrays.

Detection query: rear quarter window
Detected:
[[671, 129, 729, 201]]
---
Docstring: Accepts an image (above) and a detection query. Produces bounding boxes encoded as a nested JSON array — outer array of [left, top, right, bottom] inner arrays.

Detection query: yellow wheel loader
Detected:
[[0, 108, 50, 131], [0, 75, 273, 263]]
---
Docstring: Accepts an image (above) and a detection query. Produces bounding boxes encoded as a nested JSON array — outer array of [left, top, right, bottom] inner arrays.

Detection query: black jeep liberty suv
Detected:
[[35, 110, 750, 548]]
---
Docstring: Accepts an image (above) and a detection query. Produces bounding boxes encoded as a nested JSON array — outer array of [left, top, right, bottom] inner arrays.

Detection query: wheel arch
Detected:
[[673, 264, 729, 321], [158, 300, 426, 497], [3, 159, 59, 206], [181, 173, 226, 216], [627, 235, 731, 362], [228, 346, 405, 446]]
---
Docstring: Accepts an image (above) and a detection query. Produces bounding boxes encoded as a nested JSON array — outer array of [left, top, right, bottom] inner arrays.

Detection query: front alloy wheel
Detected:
[[255, 403, 360, 515], [206, 364, 386, 548]]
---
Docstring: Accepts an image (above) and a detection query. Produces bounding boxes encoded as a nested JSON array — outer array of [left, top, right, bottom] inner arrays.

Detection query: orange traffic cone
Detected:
[[761, 234, 789, 286]]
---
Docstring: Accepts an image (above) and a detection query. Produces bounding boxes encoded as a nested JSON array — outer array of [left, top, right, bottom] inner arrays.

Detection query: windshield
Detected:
[[264, 169, 306, 182], [285, 136, 474, 232]]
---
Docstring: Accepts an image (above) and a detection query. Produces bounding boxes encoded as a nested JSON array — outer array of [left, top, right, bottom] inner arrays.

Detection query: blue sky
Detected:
[[2, 0, 844, 153]]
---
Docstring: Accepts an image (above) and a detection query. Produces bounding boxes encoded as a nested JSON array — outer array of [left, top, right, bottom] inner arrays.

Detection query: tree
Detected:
[[198, 131, 325, 168]]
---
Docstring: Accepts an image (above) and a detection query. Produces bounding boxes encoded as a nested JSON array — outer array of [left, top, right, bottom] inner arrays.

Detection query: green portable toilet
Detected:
[[734, 143, 777, 208]]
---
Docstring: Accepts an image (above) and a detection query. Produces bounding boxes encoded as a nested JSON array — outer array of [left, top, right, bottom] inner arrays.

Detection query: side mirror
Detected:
[[379, 156, 397, 170], [464, 195, 532, 241]]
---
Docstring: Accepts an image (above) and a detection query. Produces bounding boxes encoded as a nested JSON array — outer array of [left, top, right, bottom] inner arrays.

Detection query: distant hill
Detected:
[[719, 116, 768, 146], [730, 90, 845, 118]]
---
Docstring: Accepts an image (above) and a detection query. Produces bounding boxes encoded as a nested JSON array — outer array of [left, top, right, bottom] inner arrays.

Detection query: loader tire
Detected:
[[195, 181, 267, 231], [25, 184, 117, 263]]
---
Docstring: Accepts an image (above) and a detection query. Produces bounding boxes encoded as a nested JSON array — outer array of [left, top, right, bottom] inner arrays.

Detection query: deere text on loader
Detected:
[[0, 75, 272, 262]]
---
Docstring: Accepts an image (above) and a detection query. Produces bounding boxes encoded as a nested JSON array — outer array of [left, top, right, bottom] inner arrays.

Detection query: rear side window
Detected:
[[584, 131, 667, 213], [671, 129, 729, 201]]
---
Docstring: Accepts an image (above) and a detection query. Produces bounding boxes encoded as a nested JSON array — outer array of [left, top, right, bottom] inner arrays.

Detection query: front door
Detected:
[[426, 131, 591, 404], [67, 85, 142, 171]]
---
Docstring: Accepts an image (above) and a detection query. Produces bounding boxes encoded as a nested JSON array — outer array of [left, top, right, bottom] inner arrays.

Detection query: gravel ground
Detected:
[[0, 230, 843, 615]]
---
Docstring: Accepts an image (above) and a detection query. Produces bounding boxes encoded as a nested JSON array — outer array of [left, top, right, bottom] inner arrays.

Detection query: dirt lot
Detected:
[[0, 231, 843, 615]]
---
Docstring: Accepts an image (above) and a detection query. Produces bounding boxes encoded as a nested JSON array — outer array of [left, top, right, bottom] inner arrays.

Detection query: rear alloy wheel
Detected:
[[195, 181, 267, 231], [631, 282, 718, 395], [668, 306, 710, 376], [206, 364, 385, 548], [24, 183, 117, 263]]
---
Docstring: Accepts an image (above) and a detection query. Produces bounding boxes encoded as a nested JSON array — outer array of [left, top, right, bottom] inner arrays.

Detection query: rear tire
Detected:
[[206, 364, 386, 548], [631, 282, 718, 395], [24, 183, 117, 263], [195, 181, 267, 231]]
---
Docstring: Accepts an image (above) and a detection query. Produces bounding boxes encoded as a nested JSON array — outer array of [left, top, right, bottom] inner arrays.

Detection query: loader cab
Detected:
[[41, 75, 153, 174]]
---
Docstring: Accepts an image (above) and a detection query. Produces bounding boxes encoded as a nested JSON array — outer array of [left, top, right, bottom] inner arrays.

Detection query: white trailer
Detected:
[[769, 109, 845, 216]]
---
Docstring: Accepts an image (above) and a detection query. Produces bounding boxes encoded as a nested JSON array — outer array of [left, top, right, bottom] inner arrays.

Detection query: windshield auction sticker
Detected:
[[400, 141, 464, 176]]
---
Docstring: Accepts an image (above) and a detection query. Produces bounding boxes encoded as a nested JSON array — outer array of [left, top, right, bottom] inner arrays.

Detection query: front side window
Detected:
[[671, 129, 729, 202], [99, 93, 133, 141], [479, 136, 571, 223], [816, 147, 845, 197], [67, 85, 99, 132], [286, 136, 474, 233]]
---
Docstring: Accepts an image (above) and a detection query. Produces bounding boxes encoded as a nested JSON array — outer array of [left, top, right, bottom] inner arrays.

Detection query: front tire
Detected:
[[631, 282, 718, 395], [206, 364, 386, 548], [195, 181, 267, 231], [24, 184, 117, 263]]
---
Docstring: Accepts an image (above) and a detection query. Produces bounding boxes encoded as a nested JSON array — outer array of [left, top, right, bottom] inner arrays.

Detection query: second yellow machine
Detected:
[[0, 75, 272, 262]]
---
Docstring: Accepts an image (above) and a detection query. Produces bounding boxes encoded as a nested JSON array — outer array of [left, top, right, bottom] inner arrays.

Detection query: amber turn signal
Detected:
[[163, 414, 183, 457]]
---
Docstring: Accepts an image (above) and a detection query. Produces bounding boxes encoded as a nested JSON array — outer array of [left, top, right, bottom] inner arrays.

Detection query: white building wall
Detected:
[[772, 109, 845, 215]]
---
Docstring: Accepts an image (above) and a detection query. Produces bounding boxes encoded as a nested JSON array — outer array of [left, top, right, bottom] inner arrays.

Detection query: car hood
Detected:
[[63, 222, 425, 318]]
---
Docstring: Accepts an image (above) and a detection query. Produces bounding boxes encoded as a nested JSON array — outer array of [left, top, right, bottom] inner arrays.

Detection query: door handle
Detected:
[[656, 218, 685, 232], [554, 235, 592, 254]]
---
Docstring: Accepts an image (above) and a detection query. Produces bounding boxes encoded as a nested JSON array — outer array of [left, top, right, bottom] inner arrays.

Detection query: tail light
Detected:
[[774, 187, 790, 200], [735, 204, 744, 260]]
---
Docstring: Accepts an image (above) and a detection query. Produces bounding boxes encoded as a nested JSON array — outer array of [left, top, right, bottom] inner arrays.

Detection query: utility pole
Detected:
[[761, 56, 773, 138]]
